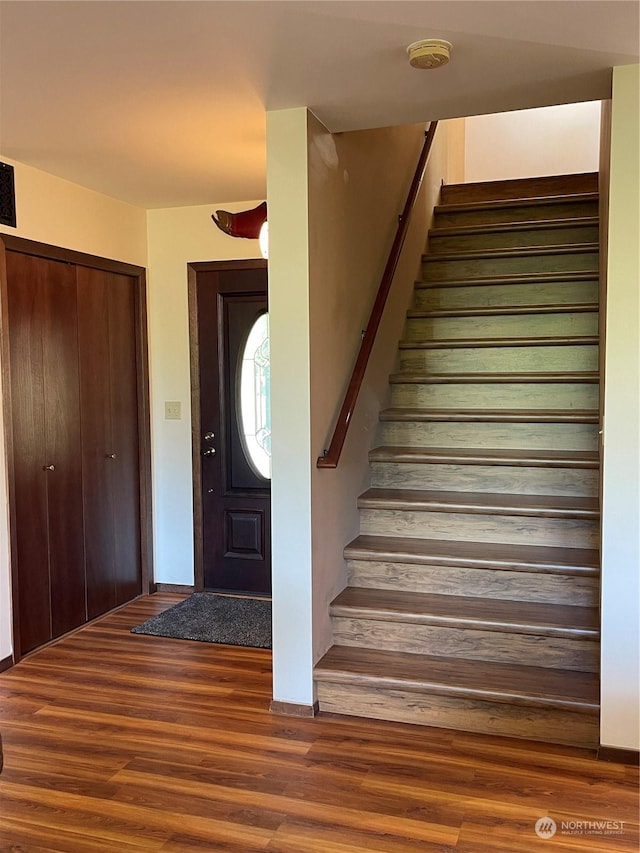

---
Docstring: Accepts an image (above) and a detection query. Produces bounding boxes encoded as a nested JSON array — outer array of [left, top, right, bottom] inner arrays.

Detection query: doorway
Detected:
[[188, 260, 271, 596]]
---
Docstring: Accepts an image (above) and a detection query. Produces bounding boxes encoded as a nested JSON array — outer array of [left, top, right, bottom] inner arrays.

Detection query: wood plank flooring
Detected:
[[0, 593, 637, 852]]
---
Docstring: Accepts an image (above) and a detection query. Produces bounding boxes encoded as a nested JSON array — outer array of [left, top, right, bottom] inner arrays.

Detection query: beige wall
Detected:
[[145, 203, 264, 587], [266, 109, 464, 705], [266, 108, 314, 705], [0, 156, 147, 265], [308, 117, 464, 660], [465, 102, 601, 183], [0, 156, 147, 662], [600, 64, 640, 751]]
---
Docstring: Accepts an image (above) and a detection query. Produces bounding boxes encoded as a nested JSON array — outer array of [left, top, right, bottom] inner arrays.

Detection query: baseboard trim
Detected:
[[270, 700, 319, 718], [155, 584, 195, 594], [597, 746, 640, 765], [0, 654, 14, 673]]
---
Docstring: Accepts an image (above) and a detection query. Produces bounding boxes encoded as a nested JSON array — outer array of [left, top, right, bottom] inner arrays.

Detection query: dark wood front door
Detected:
[[190, 260, 271, 596]]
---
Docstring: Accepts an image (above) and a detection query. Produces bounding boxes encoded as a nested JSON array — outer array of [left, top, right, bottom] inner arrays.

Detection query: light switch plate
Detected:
[[165, 401, 181, 420]]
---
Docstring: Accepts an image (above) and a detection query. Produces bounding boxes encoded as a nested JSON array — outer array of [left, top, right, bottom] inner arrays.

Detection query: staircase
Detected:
[[314, 173, 601, 748]]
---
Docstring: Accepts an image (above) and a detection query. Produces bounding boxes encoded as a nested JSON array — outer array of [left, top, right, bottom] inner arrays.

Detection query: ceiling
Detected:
[[0, 1, 638, 209]]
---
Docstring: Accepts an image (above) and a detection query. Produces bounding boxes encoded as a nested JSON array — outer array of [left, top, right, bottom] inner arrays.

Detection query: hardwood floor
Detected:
[[0, 593, 637, 852]]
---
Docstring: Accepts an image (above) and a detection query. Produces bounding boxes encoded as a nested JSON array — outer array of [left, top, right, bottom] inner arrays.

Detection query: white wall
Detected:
[[0, 157, 147, 662], [600, 64, 640, 752], [266, 108, 314, 706], [465, 102, 601, 183], [145, 204, 264, 586], [308, 118, 465, 661], [266, 110, 465, 706]]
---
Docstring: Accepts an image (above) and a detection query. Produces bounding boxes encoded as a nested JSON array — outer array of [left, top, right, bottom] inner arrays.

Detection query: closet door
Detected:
[[6, 252, 86, 653], [77, 267, 141, 619], [108, 272, 141, 605]]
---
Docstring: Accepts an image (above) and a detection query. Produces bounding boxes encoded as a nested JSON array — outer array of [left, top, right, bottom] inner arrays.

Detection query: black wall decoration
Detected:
[[0, 163, 17, 228]]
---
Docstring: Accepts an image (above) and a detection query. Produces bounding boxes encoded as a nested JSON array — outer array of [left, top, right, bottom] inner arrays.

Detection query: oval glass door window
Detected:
[[238, 312, 271, 479]]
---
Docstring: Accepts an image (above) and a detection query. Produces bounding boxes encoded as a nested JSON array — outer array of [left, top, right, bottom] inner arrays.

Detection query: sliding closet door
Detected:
[[77, 267, 141, 619], [6, 252, 86, 653]]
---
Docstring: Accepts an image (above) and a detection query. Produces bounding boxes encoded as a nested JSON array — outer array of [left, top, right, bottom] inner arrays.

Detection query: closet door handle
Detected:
[[43, 464, 55, 472], [106, 453, 117, 459]]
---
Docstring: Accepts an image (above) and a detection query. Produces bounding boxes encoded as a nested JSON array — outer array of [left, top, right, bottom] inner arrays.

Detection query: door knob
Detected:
[[202, 448, 216, 457], [106, 453, 117, 459], [204, 432, 215, 441], [43, 464, 55, 471]]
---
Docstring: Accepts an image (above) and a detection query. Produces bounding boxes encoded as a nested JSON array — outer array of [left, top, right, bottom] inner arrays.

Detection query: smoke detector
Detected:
[[407, 39, 452, 70]]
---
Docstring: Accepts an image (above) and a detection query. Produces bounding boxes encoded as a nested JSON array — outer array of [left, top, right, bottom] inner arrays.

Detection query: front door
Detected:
[[190, 260, 271, 595]]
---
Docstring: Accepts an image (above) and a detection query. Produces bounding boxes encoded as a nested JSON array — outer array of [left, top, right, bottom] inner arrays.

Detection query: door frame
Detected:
[[187, 258, 268, 592], [0, 234, 154, 662]]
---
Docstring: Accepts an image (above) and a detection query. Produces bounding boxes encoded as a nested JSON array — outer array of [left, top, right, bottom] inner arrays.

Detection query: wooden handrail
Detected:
[[317, 120, 438, 469]]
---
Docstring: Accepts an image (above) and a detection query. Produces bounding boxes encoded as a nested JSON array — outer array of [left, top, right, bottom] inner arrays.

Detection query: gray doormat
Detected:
[[131, 593, 272, 649]]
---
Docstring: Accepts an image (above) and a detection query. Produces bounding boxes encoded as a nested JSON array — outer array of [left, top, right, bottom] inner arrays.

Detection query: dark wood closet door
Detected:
[[6, 252, 86, 652], [6, 253, 51, 653], [43, 265, 86, 639], [77, 267, 141, 618], [108, 272, 141, 605], [77, 268, 117, 619]]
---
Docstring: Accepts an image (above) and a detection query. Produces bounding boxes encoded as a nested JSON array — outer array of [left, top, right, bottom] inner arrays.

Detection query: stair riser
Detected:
[[440, 174, 598, 204], [370, 462, 598, 497], [316, 683, 599, 747], [360, 509, 598, 549], [422, 251, 598, 280], [434, 201, 599, 227], [391, 382, 598, 410], [331, 618, 599, 672], [347, 559, 599, 606], [379, 421, 598, 451], [405, 312, 598, 340], [429, 225, 598, 253], [414, 280, 598, 310], [400, 344, 598, 374]]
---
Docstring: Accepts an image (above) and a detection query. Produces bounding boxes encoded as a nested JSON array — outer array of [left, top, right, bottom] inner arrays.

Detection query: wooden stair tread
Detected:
[[345, 534, 599, 575], [422, 243, 598, 263], [430, 216, 599, 238], [358, 488, 598, 518], [434, 192, 599, 216], [407, 302, 597, 318], [399, 335, 599, 350], [331, 587, 599, 637], [416, 270, 598, 289], [390, 371, 599, 384], [314, 646, 599, 712], [379, 407, 599, 424], [369, 446, 598, 468]]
